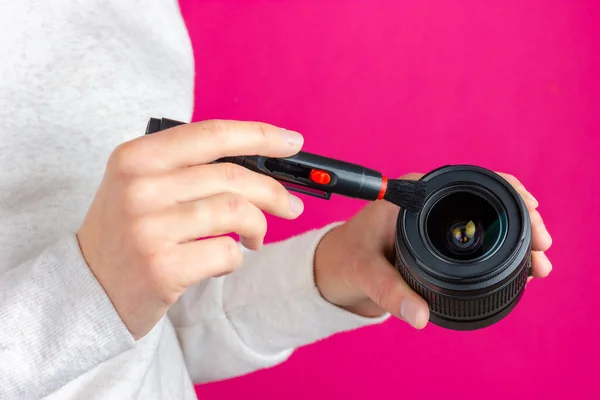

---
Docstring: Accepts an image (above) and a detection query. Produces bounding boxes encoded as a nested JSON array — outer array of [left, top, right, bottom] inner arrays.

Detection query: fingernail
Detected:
[[400, 298, 427, 329], [289, 194, 304, 216], [281, 129, 304, 147]]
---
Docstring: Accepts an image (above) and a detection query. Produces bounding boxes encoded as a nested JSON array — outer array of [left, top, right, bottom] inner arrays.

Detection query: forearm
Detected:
[[169, 225, 388, 383], [222, 223, 389, 354]]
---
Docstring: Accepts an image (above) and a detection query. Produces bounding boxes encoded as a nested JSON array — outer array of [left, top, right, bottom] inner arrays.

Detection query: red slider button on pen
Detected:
[[309, 169, 331, 185]]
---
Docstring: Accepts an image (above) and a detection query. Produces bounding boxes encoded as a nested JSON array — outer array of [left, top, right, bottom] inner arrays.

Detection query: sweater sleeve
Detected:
[[0, 234, 135, 400], [167, 223, 390, 383]]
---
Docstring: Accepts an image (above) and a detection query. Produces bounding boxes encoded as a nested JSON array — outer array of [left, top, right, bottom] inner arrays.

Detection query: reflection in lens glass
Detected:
[[450, 220, 480, 249], [426, 191, 507, 261]]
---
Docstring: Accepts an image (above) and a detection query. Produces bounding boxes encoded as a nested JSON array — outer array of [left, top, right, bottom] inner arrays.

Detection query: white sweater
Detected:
[[0, 1, 387, 399]]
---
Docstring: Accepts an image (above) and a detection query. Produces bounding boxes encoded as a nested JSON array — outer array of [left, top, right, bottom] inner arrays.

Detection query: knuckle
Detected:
[[109, 141, 139, 175], [238, 200, 267, 237], [373, 280, 395, 311], [200, 119, 227, 138], [225, 193, 247, 216], [242, 210, 268, 243], [122, 178, 155, 214], [258, 123, 271, 140], [222, 162, 246, 183]]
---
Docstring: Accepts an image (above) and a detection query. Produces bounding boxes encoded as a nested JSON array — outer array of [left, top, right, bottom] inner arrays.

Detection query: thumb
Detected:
[[359, 255, 430, 329]]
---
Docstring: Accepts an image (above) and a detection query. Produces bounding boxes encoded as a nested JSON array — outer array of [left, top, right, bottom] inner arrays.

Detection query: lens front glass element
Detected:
[[426, 191, 506, 262]]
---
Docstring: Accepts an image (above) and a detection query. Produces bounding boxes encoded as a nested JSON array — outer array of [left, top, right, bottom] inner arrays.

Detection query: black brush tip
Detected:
[[382, 179, 427, 213]]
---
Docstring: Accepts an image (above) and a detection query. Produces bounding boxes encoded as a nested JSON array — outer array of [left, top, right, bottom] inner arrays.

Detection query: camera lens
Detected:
[[426, 191, 507, 262], [395, 165, 532, 331]]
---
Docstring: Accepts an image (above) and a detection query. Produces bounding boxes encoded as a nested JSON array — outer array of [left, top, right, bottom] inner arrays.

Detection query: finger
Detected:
[[357, 255, 429, 329], [529, 210, 552, 251], [144, 163, 304, 219], [128, 120, 304, 173], [399, 172, 425, 181], [147, 193, 268, 249], [531, 251, 552, 278], [173, 236, 244, 285], [496, 173, 539, 210]]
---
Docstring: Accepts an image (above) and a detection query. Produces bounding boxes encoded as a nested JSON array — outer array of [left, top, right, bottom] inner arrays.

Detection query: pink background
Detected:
[[179, 1, 599, 399]]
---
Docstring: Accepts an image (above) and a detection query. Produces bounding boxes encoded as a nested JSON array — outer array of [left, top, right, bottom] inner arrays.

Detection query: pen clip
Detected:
[[281, 181, 332, 200]]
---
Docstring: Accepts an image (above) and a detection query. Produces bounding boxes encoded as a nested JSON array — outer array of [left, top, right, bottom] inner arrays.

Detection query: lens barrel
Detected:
[[395, 165, 532, 330]]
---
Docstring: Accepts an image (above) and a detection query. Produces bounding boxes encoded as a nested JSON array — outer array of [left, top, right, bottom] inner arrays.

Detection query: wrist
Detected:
[[314, 224, 386, 318]]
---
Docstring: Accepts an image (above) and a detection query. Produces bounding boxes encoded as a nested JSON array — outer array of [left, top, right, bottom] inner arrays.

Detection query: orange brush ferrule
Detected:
[[377, 176, 388, 200]]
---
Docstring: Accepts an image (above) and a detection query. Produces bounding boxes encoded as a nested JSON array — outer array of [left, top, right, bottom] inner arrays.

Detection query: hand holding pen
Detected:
[[77, 120, 308, 339]]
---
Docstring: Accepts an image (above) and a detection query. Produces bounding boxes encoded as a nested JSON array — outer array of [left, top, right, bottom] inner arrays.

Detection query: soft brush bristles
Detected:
[[383, 179, 427, 213]]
